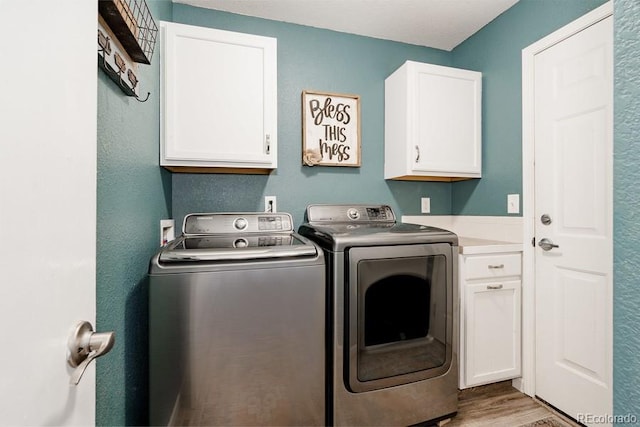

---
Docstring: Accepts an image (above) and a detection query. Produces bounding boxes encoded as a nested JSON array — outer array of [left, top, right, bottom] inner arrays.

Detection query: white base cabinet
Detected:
[[459, 251, 522, 389], [384, 61, 482, 181], [160, 22, 277, 173]]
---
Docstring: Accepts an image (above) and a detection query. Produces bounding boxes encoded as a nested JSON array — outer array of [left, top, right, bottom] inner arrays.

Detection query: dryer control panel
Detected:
[[306, 204, 395, 223]]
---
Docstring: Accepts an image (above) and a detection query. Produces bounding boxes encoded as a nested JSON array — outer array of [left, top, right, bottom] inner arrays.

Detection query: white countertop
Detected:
[[458, 237, 523, 255]]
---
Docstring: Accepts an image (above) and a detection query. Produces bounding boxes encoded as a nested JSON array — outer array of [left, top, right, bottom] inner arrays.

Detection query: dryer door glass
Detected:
[[346, 243, 454, 392]]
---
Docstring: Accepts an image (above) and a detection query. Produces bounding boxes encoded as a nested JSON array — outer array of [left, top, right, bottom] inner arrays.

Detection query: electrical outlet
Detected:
[[507, 194, 520, 214], [265, 196, 277, 213], [160, 219, 175, 246], [421, 197, 431, 214]]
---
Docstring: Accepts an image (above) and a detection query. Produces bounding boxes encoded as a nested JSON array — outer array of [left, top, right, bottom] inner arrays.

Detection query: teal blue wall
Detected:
[[96, 0, 172, 425], [171, 5, 453, 228], [613, 0, 640, 423], [451, 0, 607, 215]]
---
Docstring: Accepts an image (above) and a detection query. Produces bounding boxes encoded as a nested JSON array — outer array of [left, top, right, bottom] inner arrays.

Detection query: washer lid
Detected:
[[157, 212, 318, 262], [158, 233, 317, 262]]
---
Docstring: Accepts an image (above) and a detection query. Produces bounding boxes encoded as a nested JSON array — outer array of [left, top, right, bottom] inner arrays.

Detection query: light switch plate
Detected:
[[421, 197, 431, 214], [507, 194, 520, 214]]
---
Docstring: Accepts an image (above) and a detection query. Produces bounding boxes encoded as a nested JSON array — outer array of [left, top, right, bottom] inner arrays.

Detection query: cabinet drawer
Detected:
[[464, 253, 521, 280]]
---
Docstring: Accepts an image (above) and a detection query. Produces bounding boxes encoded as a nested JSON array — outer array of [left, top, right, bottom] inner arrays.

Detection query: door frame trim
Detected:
[[520, 0, 613, 398]]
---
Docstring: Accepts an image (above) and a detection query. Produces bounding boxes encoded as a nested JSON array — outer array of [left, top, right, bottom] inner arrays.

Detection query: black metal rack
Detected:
[[99, 0, 158, 64], [98, 0, 157, 101]]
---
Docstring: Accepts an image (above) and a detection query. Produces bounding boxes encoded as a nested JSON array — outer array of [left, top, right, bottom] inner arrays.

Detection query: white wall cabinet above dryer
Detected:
[[384, 61, 481, 181], [160, 21, 277, 173]]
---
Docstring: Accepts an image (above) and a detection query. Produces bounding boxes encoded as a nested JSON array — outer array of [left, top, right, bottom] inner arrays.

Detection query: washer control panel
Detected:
[[183, 212, 294, 235], [258, 215, 287, 231]]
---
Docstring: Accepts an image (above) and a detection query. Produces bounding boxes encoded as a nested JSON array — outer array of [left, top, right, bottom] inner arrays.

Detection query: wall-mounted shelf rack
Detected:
[[99, 0, 157, 64], [97, 0, 157, 101]]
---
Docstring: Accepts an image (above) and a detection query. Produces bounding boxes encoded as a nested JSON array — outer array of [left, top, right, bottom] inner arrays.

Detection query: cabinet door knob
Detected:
[[486, 284, 504, 290], [488, 264, 504, 269], [415, 145, 420, 163]]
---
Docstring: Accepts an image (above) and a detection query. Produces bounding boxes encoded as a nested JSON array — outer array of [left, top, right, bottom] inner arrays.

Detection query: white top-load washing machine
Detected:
[[299, 204, 459, 427], [149, 212, 325, 426]]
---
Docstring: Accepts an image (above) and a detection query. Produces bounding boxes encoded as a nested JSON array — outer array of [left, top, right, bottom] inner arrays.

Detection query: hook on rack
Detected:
[[98, 30, 151, 103]]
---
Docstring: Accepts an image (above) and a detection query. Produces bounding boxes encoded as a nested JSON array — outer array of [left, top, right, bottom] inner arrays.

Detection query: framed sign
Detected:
[[302, 90, 361, 167]]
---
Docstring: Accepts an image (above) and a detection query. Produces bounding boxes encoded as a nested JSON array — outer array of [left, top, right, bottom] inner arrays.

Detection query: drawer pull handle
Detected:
[[488, 264, 505, 269], [487, 284, 503, 290]]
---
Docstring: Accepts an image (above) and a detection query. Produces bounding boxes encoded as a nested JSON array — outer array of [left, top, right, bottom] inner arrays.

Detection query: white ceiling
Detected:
[[174, 0, 519, 51]]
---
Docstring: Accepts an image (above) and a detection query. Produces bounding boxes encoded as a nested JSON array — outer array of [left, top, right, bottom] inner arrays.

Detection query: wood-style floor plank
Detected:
[[175, 380, 583, 426], [445, 382, 582, 427]]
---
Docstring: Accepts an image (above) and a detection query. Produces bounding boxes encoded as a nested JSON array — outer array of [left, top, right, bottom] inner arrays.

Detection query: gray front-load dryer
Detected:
[[299, 204, 459, 427], [149, 212, 325, 426]]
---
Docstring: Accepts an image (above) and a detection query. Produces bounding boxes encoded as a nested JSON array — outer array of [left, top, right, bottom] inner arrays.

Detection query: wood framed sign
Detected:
[[302, 90, 361, 167]]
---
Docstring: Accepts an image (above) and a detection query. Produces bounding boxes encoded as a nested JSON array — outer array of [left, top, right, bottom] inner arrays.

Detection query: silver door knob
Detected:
[[538, 238, 559, 251], [67, 321, 115, 385]]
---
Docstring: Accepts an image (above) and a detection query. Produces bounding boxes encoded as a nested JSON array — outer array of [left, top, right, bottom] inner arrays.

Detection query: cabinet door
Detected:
[[161, 22, 277, 169], [464, 280, 521, 387], [412, 64, 481, 176]]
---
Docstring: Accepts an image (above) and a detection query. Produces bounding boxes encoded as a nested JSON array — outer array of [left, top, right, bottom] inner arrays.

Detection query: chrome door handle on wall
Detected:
[[67, 321, 115, 385], [538, 238, 559, 251]]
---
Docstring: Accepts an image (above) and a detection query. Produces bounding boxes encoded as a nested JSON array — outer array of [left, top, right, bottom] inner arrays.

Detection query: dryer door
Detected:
[[346, 243, 454, 392]]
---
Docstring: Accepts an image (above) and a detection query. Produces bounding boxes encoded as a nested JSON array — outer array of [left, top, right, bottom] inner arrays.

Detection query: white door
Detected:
[[533, 14, 612, 425], [0, 0, 98, 424]]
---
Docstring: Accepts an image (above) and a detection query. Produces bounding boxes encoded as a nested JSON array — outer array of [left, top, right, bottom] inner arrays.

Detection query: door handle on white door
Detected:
[[67, 321, 115, 385], [538, 238, 559, 251]]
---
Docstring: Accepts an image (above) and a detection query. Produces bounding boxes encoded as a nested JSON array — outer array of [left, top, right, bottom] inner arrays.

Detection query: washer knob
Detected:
[[233, 238, 249, 248], [233, 217, 248, 231], [347, 208, 360, 220]]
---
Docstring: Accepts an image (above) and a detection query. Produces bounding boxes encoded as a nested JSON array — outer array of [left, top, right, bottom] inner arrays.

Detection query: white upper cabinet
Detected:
[[385, 61, 481, 181], [160, 22, 277, 173]]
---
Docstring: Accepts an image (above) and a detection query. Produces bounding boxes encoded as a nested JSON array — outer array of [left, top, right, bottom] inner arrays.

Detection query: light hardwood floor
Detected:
[[444, 381, 583, 427]]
